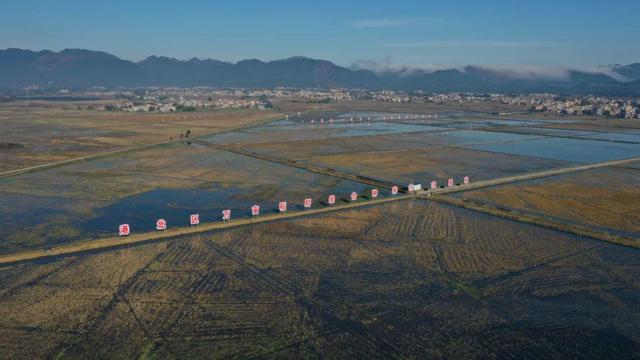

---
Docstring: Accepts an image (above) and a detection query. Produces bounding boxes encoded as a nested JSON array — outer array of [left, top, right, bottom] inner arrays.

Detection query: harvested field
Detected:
[[299, 146, 573, 185], [2, 104, 640, 358], [0, 103, 282, 172], [455, 166, 640, 237], [0, 200, 638, 359]]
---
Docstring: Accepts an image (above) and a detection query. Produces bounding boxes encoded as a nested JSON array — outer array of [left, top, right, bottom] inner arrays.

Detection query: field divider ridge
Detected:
[[0, 194, 416, 266], [0, 111, 292, 179]]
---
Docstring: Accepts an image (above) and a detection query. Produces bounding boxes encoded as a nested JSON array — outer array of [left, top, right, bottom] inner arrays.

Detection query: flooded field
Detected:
[[454, 166, 640, 238], [466, 136, 640, 163], [1, 105, 640, 358], [204, 111, 640, 191], [1, 200, 638, 359], [4, 109, 640, 255], [200, 116, 451, 145], [0, 143, 378, 254]]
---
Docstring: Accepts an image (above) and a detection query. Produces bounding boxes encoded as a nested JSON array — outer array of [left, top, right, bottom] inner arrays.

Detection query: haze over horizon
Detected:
[[2, 0, 639, 71]]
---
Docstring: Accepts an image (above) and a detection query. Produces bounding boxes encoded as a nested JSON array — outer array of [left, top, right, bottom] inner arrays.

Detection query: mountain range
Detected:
[[2, 48, 640, 95]]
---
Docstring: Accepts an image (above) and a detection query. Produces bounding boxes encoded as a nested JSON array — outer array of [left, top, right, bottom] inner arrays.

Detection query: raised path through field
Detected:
[[0, 112, 288, 179], [0, 195, 415, 266], [421, 156, 640, 195], [2, 156, 639, 265], [198, 138, 640, 195]]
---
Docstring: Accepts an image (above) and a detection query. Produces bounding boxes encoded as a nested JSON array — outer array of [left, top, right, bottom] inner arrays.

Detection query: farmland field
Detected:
[[1, 200, 638, 359], [0, 142, 377, 254], [1, 102, 640, 358], [0, 102, 283, 172], [455, 166, 640, 238]]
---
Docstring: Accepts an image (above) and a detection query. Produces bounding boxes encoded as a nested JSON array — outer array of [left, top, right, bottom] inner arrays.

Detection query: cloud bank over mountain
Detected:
[[1, 48, 639, 95]]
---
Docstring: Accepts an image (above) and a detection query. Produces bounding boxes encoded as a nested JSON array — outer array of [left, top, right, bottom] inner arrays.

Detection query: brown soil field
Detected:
[[0, 103, 283, 172], [298, 146, 572, 185], [0, 200, 638, 359], [456, 166, 640, 237], [539, 120, 640, 133], [225, 133, 445, 160]]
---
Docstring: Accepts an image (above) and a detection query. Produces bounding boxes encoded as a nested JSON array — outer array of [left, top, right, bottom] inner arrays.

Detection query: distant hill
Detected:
[[1, 48, 639, 95], [608, 63, 640, 81]]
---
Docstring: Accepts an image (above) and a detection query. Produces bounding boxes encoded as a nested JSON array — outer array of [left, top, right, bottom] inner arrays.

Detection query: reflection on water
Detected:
[[82, 180, 382, 236], [576, 132, 640, 143], [466, 137, 640, 163], [2, 109, 639, 253], [437, 129, 543, 145]]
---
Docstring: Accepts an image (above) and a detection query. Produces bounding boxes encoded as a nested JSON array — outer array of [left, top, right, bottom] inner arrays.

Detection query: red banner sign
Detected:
[[156, 219, 167, 231], [119, 224, 130, 236]]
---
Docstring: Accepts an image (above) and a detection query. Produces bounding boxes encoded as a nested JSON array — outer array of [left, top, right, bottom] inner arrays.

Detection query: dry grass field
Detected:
[[298, 146, 572, 185], [456, 166, 640, 237], [0, 102, 283, 172], [0, 200, 638, 359]]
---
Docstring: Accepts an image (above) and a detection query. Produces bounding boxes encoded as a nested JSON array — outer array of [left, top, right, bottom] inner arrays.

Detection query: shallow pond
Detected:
[[466, 136, 640, 163]]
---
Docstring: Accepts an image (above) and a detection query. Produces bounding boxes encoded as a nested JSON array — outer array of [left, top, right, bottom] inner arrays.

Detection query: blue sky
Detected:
[[1, 0, 639, 69]]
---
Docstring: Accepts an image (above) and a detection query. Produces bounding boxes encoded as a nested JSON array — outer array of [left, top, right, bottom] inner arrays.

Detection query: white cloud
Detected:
[[471, 65, 572, 80], [351, 56, 461, 75], [351, 58, 580, 81]]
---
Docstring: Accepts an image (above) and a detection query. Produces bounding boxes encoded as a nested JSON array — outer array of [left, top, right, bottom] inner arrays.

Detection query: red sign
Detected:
[[408, 183, 415, 192], [391, 186, 398, 195], [371, 189, 379, 198], [279, 201, 287, 212], [190, 214, 200, 226], [304, 198, 312, 208], [350, 192, 358, 201], [463, 176, 470, 184], [328, 194, 336, 205], [222, 209, 231, 221], [119, 224, 130, 236], [156, 219, 167, 231], [251, 205, 260, 216], [447, 178, 454, 187], [430, 181, 437, 189]]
